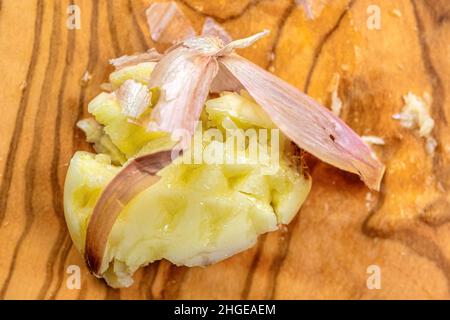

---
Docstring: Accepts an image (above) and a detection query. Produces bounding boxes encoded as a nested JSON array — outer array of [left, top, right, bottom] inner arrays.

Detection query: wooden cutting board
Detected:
[[0, 0, 449, 299]]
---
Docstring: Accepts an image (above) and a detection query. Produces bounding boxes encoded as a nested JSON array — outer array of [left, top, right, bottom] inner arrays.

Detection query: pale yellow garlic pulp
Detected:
[[64, 63, 311, 288]]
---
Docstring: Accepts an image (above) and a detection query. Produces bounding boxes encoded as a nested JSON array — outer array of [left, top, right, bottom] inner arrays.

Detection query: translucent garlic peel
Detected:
[[146, 2, 196, 44], [143, 8, 385, 189], [219, 55, 385, 190], [201, 17, 232, 44], [148, 47, 219, 134], [109, 49, 161, 70], [116, 80, 152, 119]]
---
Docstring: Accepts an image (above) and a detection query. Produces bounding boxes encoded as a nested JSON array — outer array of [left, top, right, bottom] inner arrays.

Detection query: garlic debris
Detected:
[[361, 136, 385, 146], [362, 136, 385, 161], [116, 80, 152, 119], [393, 92, 437, 154], [146, 2, 195, 44], [76, 118, 126, 165], [329, 73, 342, 117], [109, 49, 161, 70], [81, 71, 92, 86]]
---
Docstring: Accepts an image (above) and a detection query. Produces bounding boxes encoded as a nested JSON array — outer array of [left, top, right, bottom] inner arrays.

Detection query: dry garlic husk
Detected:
[[141, 2, 384, 189]]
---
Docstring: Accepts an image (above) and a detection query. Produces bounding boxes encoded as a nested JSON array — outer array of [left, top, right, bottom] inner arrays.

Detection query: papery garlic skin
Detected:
[[148, 46, 219, 135], [116, 80, 152, 119], [143, 27, 384, 189], [219, 55, 385, 190], [201, 17, 233, 44], [146, 2, 196, 44], [109, 49, 161, 71]]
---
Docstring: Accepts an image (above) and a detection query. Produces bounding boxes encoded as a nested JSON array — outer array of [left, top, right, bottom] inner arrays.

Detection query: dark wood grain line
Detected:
[[360, 0, 450, 295], [38, 0, 77, 300], [76, 278, 88, 299], [139, 262, 161, 300], [161, 265, 188, 299], [47, 0, 77, 299], [0, 0, 44, 226], [411, 0, 447, 123], [69, 0, 100, 300], [178, 0, 263, 23], [395, 230, 450, 295], [411, 0, 448, 190], [423, 0, 450, 25], [73, 0, 99, 149], [358, 0, 450, 296], [127, 0, 150, 51], [266, 0, 296, 69], [363, 214, 450, 294], [240, 234, 267, 299], [304, 0, 356, 93], [48, 239, 73, 299], [106, 287, 121, 300], [0, 0, 61, 299], [235, 2, 296, 299], [267, 227, 292, 299], [264, 1, 357, 298], [107, 0, 122, 57]]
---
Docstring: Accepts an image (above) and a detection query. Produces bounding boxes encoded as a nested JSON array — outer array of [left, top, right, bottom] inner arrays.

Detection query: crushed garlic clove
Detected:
[[393, 92, 437, 154]]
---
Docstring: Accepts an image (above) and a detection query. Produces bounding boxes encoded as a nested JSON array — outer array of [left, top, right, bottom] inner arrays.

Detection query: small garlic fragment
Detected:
[[81, 71, 92, 86], [426, 136, 437, 155], [201, 17, 232, 44], [76, 118, 126, 164], [20, 81, 28, 91], [146, 2, 195, 44], [391, 9, 402, 17], [296, 0, 314, 20], [393, 92, 437, 154], [362, 136, 385, 146], [116, 80, 152, 119], [100, 83, 113, 92], [365, 191, 374, 210], [362, 136, 385, 161], [110, 49, 161, 70], [328, 73, 342, 117]]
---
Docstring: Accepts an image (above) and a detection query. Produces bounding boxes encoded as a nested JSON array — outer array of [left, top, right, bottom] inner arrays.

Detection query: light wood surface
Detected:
[[0, 0, 449, 299]]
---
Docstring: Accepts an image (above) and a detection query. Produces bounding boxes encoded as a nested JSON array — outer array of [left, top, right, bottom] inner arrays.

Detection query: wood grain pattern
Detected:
[[0, 0, 449, 299]]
